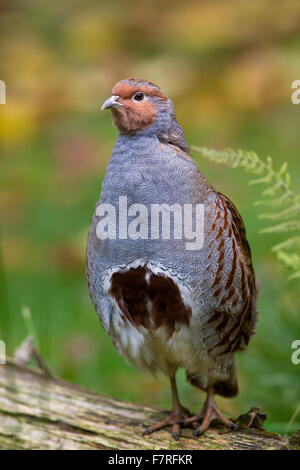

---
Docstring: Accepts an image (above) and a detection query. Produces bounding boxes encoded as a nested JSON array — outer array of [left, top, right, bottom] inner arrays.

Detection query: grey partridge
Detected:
[[86, 78, 259, 440]]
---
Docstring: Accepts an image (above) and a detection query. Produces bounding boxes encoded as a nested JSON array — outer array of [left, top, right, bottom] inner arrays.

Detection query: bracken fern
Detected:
[[192, 146, 300, 281]]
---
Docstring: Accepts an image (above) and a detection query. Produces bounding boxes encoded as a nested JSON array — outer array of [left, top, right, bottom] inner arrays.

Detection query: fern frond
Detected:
[[258, 205, 300, 221], [287, 271, 300, 281], [276, 251, 300, 278], [260, 221, 300, 233], [272, 237, 300, 252], [192, 146, 300, 280], [254, 192, 300, 207]]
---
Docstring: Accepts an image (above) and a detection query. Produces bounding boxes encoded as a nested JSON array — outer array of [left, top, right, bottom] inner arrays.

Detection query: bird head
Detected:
[[101, 78, 188, 150], [101, 78, 189, 151], [101, 78, 171, 134]]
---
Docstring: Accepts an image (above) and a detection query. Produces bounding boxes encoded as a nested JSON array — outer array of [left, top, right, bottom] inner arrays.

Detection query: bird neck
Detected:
[[116, 116, 190, 154]]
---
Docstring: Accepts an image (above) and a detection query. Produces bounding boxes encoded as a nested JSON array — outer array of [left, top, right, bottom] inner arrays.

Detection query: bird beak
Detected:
[[101, 95, 123, 111]]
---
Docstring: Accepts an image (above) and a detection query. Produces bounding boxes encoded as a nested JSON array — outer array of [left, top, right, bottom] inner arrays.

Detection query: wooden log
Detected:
[[0, 358, 298, 450]]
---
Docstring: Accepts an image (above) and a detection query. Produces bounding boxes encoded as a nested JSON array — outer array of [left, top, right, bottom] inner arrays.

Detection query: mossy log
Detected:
[[0, 358, 298, 450]]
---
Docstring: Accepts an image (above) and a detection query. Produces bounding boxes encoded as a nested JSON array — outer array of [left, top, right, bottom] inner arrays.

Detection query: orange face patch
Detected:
[[109, 80, 167, 133], [110, 99, 157, 133]]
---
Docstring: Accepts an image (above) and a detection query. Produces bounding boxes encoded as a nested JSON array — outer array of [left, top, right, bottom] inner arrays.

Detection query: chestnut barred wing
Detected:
[[205, 191, 259, 356]]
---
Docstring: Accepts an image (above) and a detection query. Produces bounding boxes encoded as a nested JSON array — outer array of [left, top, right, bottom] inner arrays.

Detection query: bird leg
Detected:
[[179, 386, 238, 436], [143, 375, 190, 441]]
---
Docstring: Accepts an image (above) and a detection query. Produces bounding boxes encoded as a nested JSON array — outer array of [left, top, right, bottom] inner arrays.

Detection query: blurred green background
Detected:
[[0, 0, 299, 435]]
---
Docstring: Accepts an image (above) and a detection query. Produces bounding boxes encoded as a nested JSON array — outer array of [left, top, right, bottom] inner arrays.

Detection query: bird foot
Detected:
[[179, 392, 238, 437], [142, 406, 191, 441]]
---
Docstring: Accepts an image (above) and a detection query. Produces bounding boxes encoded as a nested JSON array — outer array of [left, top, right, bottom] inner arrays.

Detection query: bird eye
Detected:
[[133, 92, 144, 101]]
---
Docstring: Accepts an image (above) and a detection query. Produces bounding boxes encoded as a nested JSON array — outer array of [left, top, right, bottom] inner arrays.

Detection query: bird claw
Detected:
[[141, 407, 190, 440], [181, 389, 239, 438], [193, 428, 203, 437]]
